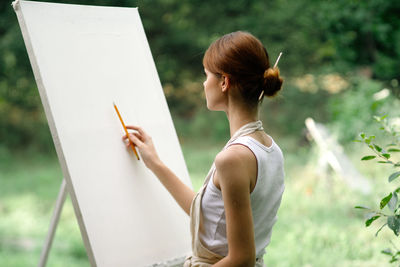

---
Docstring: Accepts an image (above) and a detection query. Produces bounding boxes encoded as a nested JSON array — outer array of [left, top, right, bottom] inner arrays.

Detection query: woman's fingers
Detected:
[[122, 131, 142, 140], [126, 125, 148, 138], [122, 125, 150, 152], [121, 125, 160, 169], [122, 132, 143, 146], [127, 133, 143, 147], [133, 132, 144, 142]]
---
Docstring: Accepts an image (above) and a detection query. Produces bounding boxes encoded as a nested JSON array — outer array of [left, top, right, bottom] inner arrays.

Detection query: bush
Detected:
[[355, 115, 400, 264], [328, 76, 400, 144]]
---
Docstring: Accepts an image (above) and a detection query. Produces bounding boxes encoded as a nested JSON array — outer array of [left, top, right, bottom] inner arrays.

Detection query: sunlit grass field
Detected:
[[0, 138, 398, 266]]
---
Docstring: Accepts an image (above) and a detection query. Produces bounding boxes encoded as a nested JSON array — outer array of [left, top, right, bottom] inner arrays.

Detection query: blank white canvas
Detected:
[[13, 1, 192, 266]]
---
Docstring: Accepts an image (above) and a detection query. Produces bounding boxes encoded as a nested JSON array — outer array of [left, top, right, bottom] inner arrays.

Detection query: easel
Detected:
[[38, 179, 68, 267], [37, 180, 187, 267], [305, 117, 371, 194]]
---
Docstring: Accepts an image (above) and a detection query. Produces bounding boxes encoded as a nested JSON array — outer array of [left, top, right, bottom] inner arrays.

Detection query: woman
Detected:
[[123, 31, 285, 267]]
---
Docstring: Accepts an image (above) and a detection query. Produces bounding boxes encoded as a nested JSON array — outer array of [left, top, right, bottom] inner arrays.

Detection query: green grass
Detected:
[[0, 141, 398, 266], [0, 152, 88, 267]]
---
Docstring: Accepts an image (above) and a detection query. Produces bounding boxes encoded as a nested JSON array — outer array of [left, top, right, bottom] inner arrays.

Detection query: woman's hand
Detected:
[[123, 125, 195, 215], [122, 125, 161, 170]]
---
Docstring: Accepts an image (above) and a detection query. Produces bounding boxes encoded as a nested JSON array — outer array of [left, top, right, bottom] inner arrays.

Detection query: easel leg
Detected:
[[38, 179, 67, 267]]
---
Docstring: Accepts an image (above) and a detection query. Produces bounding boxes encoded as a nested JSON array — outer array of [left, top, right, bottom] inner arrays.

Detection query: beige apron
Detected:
[[184, 121, 266, 267]]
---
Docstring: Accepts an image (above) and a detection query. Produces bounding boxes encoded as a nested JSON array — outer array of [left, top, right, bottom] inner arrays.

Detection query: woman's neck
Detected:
[[225, 101, 259, 137]]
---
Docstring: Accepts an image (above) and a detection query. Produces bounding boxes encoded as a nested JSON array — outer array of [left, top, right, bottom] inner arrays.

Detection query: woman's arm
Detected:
[[123, 125, 195, 215], [212, 145, 257, 267]]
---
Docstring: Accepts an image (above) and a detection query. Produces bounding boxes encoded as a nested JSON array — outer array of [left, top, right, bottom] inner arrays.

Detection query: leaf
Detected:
[[378, 161, 391, 164], [382, 153, 391, 159], [389, 172, 400, 183], [388, 148, 400, 152], [352, 139, 362, 143], [380, 193, 393, 209], [374, 144, 383, 152], [374, 115, 387, 122], [388, 192, 398, 211], [388, 215, 400, 236], [382, 248, 393, 255], [387, 143, 397, 147], [376, 223, 388, 237], [361, 155, 376, 161], [360, 132, 366, 139], [373, 115, 381, 122], [354, 206, 370, 210], [365, 211, 377, 219], [365, 215, 380, 227]]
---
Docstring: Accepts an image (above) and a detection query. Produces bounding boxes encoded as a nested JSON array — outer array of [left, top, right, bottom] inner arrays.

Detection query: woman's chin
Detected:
[[206, 101, 224, 111], [206, 104, 217, 111]]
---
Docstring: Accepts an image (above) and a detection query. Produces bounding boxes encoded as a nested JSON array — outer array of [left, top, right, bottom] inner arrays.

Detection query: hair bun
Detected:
[[263, 67, 283, 97]]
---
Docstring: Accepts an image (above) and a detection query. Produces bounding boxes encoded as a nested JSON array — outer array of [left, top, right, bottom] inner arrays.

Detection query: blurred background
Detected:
[[1, 0, 400, 266]]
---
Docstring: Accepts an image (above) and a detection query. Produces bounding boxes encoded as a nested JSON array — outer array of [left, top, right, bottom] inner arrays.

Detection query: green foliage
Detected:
[[356, 114, 400, 264], [362, 155, 376, 160], [380, 193, 393, 210], [388, 216, 400, 236], [316, 0, 400, 82], [260, 82, 332, 139], [381, 248, 400, 264], [328, 77, 400, 143], [365, 213, 380, 227], [389, 172, 400, 183], [173, 106, 229, 143]]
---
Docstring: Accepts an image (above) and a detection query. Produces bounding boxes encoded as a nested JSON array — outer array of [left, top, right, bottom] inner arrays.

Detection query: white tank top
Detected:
[[199, 135, 285, 257]]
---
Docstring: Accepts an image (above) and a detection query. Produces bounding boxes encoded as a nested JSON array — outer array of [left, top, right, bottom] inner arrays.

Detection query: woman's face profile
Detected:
[[203, 68, 225, 111]]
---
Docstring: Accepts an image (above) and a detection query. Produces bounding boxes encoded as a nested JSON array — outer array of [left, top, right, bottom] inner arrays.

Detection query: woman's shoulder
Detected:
[[214, 144, 256, 192], [215, 143, 256, 172]]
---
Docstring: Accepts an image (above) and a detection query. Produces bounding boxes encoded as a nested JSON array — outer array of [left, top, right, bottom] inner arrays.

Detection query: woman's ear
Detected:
[[221, 74, 230, 93]]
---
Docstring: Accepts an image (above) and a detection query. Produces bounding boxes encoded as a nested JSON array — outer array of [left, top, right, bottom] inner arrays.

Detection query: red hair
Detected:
[[203, 31, 283, 107]]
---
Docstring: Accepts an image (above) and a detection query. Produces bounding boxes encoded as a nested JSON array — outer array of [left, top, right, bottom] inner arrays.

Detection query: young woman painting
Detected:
[[123, 31, 285, 267]]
